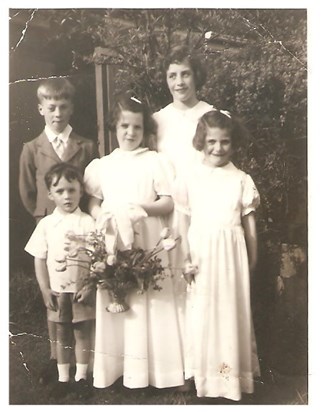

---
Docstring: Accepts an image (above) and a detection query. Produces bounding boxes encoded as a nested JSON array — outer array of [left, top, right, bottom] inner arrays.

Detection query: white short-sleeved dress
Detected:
[[84, 147, 184, 389], [174, 161, 261, 401]]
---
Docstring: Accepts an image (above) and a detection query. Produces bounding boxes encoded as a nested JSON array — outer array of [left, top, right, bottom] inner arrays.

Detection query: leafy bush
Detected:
[[14, 9, 307, 246], [36, 8, 307, 275]]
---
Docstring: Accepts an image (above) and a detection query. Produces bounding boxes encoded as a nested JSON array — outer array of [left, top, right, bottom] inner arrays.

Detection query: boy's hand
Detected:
[[42, 289, 59, 311], [74, 286, 95, 305]]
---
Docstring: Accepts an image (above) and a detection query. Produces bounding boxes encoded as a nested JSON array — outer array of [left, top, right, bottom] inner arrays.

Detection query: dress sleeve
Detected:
[[172, 173, 191, 216], [24, 219, 48, 259], [241, 174, 260, 216], [152, 153, 173, 197], [83, 158, 104, 200]]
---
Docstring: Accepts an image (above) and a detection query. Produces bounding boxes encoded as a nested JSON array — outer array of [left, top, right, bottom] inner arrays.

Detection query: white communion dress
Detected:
[[174, 161, 261, 401], [84, 147, 184, 389]]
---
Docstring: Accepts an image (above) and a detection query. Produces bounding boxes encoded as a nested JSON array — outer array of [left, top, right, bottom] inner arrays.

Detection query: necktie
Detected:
[[54, 136, 64, 159]]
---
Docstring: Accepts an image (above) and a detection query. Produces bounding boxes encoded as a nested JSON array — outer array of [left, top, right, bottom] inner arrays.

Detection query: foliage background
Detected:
[[34, 8, 307, 242], [9, 8, 307, 404]]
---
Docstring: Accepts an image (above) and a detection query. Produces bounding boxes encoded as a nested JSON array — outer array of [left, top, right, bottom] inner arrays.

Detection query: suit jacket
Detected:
[[19, 130, 99, 219]]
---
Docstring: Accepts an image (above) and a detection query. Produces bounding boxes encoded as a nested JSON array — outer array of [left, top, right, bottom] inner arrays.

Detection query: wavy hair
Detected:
[[163, 45, 207, 90], [193, 110, 249, 151], [45, 163, 84, 190], [107, 91, 158, 150]]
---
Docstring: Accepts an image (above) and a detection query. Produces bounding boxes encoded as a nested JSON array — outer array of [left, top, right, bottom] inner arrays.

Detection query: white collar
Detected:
[[51, 206, 82, 225], [112, 147, 149, 157], [200, 160, 237, 172], [46, 124, 72, 143]]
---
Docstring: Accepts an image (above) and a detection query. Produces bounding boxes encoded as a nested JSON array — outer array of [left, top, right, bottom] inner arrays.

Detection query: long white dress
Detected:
[[174, 161, 261, 401], [84, 147, 184, 389], [153, 101, 213, 358]]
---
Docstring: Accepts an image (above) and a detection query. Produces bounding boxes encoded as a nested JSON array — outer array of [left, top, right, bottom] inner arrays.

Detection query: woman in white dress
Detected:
[[174, 110, 261, 401], [153, 47, 214, 377], [84, 93, 185, 390]]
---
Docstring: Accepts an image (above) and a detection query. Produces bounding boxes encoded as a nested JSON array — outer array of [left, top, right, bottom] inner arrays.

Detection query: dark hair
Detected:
[[45, 163, 84, 190], [107, 91, 158, 150], [193, 110, 249, 151], [163, 45, 207, 90], [37, 78, 75, 102]]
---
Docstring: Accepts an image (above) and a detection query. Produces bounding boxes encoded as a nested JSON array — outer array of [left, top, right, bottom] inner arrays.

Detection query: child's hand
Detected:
[[74, 286, 95, 305], [182, 263, 198, 285], [127, 203, 148, 224], [42, 289, 59, 311]]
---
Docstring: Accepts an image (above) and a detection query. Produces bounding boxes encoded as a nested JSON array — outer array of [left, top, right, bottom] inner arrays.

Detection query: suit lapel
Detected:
[[38, 132, 61, 161], [62, 133, 81, 162]]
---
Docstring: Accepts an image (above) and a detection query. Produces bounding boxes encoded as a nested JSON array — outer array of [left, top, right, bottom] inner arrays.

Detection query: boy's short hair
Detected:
[[45, 163, 84, 190], [163, 45, 207, 90], [37, 78, 76, 102]]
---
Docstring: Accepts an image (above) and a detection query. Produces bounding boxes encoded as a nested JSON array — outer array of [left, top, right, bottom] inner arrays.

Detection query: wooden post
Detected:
[[94, 47, 118, 156], [95, 60, 107, 157]]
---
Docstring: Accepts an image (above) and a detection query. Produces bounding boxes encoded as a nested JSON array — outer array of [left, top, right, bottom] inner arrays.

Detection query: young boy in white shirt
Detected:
[[25, 163, 96, 400]]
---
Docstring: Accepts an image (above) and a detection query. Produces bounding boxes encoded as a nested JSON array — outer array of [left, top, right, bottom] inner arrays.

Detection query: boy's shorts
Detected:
[[47, 293, 96, 324]]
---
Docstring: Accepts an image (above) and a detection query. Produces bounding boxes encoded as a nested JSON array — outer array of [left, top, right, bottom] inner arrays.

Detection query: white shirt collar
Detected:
[[51, 206, 82, 225], [46, 124, 73, 143]]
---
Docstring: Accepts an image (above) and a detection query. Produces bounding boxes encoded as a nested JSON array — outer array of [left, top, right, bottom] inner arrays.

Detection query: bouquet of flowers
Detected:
[[56, 227, 179, 313]]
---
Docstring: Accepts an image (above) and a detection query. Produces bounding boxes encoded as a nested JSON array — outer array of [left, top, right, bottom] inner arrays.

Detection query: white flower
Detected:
[[106, 255, 117, 266], [56, 262, 67, 272], [55, 254, 67, 263], [68, 248, 79, 258], [162, 237, 177, 252], [160, 227, 171, 239]]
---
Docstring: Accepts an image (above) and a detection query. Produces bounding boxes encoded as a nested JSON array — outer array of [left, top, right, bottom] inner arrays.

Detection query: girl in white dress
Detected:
[[84, 93, 184, 390], [174, 110, 261, 401]]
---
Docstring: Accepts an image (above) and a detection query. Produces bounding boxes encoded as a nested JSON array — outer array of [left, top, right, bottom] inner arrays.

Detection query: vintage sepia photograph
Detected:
[[8, 3, 309, 406]]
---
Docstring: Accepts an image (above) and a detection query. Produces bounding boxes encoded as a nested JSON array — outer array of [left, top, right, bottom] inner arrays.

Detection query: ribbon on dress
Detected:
[[96, 204, 148, 252]]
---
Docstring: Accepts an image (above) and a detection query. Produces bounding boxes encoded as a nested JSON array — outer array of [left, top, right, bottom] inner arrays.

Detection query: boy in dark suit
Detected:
[[19, 78, 98, 384], [19, 78, 98, 220]]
